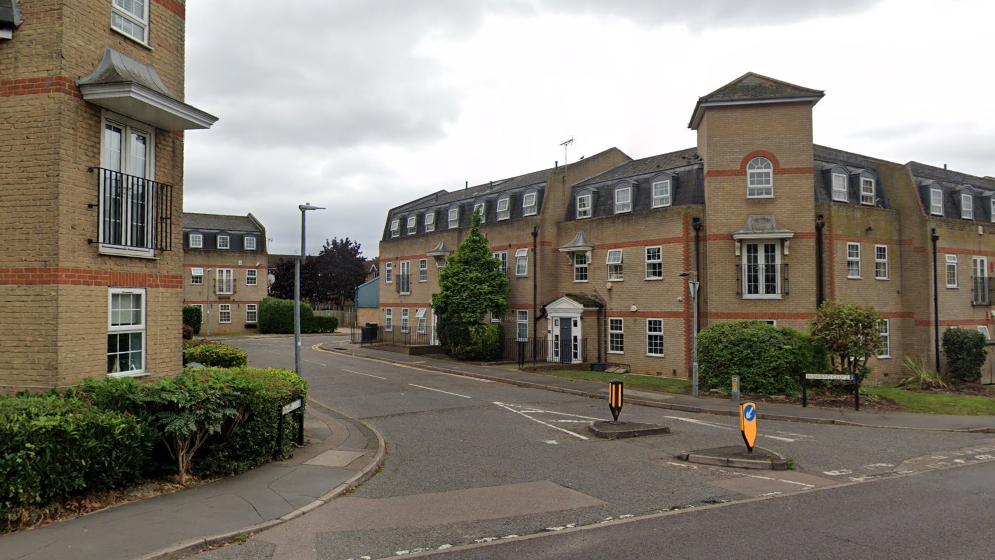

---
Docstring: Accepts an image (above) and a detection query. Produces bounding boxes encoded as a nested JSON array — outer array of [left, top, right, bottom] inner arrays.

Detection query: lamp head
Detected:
[[299, 203, 325, 211]]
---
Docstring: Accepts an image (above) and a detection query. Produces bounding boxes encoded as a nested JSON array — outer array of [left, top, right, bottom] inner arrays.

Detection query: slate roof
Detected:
[[689, 72, 824, 129], [0, 0, 22, 29], [909, 162, 995, 222], [184, 213, 263, 233], [575, 148, 699, 187], [813, 145, 888, 208]]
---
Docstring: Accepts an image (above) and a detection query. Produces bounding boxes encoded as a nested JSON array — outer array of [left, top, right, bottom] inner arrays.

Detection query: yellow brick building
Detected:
[[377, 73, 995, 383], [0, 0, 216, 392]]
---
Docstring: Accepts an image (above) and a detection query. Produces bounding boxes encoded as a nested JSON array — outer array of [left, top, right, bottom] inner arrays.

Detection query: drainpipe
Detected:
[[932, 228, 941, 372], [815, 215, 825, 307], [692, 217, 702, 332], [532, 226, 539, 365]]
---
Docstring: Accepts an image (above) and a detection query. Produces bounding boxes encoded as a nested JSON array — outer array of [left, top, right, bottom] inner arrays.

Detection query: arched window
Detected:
[[747, 157, 773, 198]]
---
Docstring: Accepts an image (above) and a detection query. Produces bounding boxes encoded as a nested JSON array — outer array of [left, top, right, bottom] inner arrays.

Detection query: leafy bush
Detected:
[[441, 322, 504, 361], [259, 297, 337, 334], [183, 342, 248, 368], [182, 305, 202, 335], [0, 396, 150, 521], [942, 327, 987, 384], [698, 321, 818, 395], [897, 354, 948, 390]]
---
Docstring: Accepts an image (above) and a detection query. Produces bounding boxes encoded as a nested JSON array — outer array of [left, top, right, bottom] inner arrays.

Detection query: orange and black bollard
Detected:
[[608, 381, 623, 422]]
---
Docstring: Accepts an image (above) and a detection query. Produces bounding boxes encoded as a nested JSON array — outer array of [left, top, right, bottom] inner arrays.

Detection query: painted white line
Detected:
[[304, 359, 327, 367], [342, 368, 387, 380], [745, 474, 815, 489], [663, 415, 735, 430], [497, 403, 601, 421], [762, 435, 797, 443], [494, 402, 589, 440], [409, 384, 472, 399], [326, 351, 494, 382]]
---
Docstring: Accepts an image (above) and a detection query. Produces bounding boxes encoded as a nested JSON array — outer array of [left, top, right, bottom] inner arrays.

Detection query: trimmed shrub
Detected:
[[698, 321, 818, 395], [942, 327, 987, 384], [182, 305, 202, 335], [183, 342, 248, 368], [441, 322, 504, 361], [0, 396, 150, 521], [259, 297, 338, 334]]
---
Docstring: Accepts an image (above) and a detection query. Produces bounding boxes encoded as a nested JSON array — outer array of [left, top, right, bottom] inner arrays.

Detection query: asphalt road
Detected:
[[191, 335, 995, 560]]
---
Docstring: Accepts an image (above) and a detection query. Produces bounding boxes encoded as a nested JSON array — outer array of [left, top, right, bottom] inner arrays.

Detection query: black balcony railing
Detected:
[[90, 167, 172, 252], [972, 276, 993, 306], [736, 263, 789, 297], [396, 273, 411, 294]]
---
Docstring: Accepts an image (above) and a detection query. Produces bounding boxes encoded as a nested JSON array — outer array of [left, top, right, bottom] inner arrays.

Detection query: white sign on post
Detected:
[[282, 399, 302, 415], [805, 373, 855, 381]]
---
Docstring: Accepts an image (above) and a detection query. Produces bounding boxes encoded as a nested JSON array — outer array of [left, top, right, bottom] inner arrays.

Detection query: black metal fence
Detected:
[[349, 324, 434, 347], [503, 337, 589, 367], [90, 166, 173, 252]]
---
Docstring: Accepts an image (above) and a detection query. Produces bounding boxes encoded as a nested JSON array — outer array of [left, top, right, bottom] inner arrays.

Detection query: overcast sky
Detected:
[[183, 0, 994, 258]]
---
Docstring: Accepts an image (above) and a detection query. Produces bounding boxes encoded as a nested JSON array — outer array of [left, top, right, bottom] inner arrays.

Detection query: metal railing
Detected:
[[350, 324, 434, 347], [736, 263, 789, 297], [396, 273, 411, 295], [89, 167, 172, 252], [504, 337, 588, 367], [972, 276, 993, 306]]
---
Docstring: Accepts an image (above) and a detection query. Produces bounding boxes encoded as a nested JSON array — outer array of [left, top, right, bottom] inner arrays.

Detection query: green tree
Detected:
[[431, 211, 509, 324], [810, 301, 882, 379], [316, 237, 367, 309]]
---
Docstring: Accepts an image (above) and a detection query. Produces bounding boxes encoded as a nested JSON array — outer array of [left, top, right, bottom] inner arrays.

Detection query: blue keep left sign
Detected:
[[743, 403, 755, 422], [739, 401, 757, 451]]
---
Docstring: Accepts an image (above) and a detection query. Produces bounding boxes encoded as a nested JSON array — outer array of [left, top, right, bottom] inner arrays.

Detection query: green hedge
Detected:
[[441, 322, 504, 361], [182, 305, 202, 335], [698, 321, 827, 395], [943, 327, 987, 384], [183, 342, 248, 368], [259, 297, 337, 334], [0, 396, 151, 522]]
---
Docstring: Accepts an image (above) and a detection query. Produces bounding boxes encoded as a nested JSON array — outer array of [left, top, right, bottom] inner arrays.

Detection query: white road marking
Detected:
[[342, 368, 387, 380], [763, 435, 797, 442], [823, 469, 853, 476], [494, 402, 589, 440], [663, 416, 734, 430], [409, 384, 472, 398], [744, 474, 815, 489], [544, 440, 559, 445], [318, 348, 494, 382], [304, 359, 326, 367], [663, 416, 813, 442]]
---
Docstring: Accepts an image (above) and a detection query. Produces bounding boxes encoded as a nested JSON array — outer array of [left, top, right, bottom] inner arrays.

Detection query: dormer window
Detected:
[[930, 188, 943, 215], [244, 236, 257, 250], [189, 233, 203, 248], [448, 206, 459, 228], [576, 193, 592, 219], [473, 202, 485, 223], [497, 197, 510, 221], [523, 192, 537, 216], [747, 157, 773, 198], [390, 218, 400, 237], [614, 186, 631, 214], [962, 193, 973, 220], [860, 178, 875, 205], [407, 216, 417, 235], [990, 198, 995, 224], [652, 180, 671, 208], [832, 173, 848, 202], [217, 235, 230, 249], [425, 211, 435, 232]]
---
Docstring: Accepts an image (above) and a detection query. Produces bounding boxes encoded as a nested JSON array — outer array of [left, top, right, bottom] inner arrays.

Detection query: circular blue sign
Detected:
[[743, 404, 756, 422]]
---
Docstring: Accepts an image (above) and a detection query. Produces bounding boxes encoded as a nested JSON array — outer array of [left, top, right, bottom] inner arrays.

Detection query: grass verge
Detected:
[[863, 387, 995, 415], [537, 370, 690, 394]]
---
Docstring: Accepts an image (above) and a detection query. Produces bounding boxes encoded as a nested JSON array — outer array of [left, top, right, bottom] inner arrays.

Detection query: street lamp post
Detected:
[[680, 271, 699, 398], [295, 203, 325, 376]]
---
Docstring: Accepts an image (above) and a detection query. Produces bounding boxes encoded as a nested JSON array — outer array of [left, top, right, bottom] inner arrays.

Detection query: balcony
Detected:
[[89, 167, 173, 256], [396, 273, 411, 295], [972, 276, 993, 306], [736, 263, 789, 299]]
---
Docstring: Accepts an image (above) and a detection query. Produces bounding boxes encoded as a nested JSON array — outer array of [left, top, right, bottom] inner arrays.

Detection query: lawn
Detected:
[[864, 386, 995, 415]]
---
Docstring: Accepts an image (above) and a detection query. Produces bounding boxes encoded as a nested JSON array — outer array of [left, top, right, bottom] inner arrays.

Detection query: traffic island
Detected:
[[589, 421, 671, 439], [678, 446, 789, 470]]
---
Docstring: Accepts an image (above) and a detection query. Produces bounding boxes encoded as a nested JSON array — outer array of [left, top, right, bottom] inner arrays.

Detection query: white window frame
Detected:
[[385, 308, 393, 331], [609, 318, 624, 354], [497, 197, 510, 221], [515, 248, 528, 277], [962, 193, 973, 220], [832, 173, 848, 202], [390, 219, 400, 237], [216, 268, 234, 294], [407, 216, 417, 235], [645, 246, 662, 280], [607, 249, 623, 281], [217, 235, 230, 249], [574, 253, 588, 282], [107, 288, 146, 376], [516, 310, 529, 341], [646, 319, 664, 357], [652, 180, 671, 208], [246, 304, 258, 324], [746, 157, 773, 198], [98, 113, 156, 258], [419, 259, 428, 282], [877, 319, 890, 358], [111, 0, 149, 45], [493, 251, 508, 274], [875, 245, 888, 280], [977, 325, 991, 341], [244, 236, 257, 250], [991, 198, 995, 224], [425, 211, 435, 232], [973, 256, 988, 304], [399, 261, 410, 294], [930, 188, 943, 216], [416, 308, 427, 334], [847, 243, 861, 279], [742, 241, 782, 299], [860, 178, 875, 206], [246, 269, 257, 286], [219, 304, 231, 324], [523, 192, 537, 216], [191, 267, 204, 285], [576, 194, 592, 219], [614, 186, 632, 214], [946, 254, 958, 288], [189, 233, 203, 248], [401, 308, 409, 333], [385, 262, 393, 284], [448, 207, 460, 228], [473, 202, 486, 223]]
